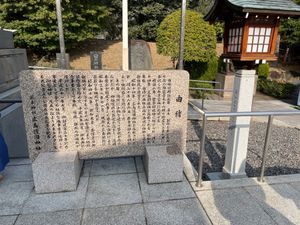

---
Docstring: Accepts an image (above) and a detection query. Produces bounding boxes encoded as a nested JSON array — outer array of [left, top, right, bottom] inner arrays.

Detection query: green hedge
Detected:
[[257, 64, 270, 79], [257, 79, 296, 99]]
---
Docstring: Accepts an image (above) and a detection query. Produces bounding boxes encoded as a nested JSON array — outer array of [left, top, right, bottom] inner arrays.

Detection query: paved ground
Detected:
[[188, 99, 300, 129], [1, 157, 300, 225], [0, 157, 211, 225]]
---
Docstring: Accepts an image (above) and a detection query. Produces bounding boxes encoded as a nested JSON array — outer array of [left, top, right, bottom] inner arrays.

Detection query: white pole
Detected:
[[122, 0, 129, 71], [55, 0, 67, 69], [178, 0, 186, 70]]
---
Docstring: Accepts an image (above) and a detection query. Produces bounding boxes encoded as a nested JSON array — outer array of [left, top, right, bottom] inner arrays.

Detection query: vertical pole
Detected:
[[258, 115, 274, 182], [122, 0, 129, 71], [196, 114, 206, 187], [178, 0, 186, 70], [56, 0, 67, 69]]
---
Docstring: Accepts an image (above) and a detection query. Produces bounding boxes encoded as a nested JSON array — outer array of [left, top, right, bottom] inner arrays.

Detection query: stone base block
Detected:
[[32, 151, 82, 193], [222, 167, 248, 180], [145, 145, 183, 184]]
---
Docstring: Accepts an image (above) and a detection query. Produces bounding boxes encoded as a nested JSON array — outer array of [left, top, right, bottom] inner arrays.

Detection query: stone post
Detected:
[[223, 70, 256, 178]]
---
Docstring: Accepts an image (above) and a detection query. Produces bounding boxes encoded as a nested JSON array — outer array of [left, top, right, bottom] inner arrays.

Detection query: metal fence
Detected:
[[189, 80, 233, 109], [189, 101, 300, 187]]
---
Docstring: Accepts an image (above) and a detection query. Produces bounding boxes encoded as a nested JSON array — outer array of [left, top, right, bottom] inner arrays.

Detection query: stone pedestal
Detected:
[[145, 145, 183, 184], [32, 151, 82, 193], [215, 72, 235, 99], [223, 70, 256, 178]]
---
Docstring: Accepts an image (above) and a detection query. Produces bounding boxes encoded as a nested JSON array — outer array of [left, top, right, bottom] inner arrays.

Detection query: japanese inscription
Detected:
[[20, 70, 189, 160]]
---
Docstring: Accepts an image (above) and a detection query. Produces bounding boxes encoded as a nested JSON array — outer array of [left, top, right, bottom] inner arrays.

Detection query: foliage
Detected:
[[0, 0, 111, 54], [214, 21, 224, 42], [280, 0, 300, 48], [257, 64, 270, 79], [257, 79, 296, 99], [156, 10, 216, 63]]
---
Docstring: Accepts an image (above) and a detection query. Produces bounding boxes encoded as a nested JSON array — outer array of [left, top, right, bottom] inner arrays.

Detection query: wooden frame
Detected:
[[222, 15, 280, 61]]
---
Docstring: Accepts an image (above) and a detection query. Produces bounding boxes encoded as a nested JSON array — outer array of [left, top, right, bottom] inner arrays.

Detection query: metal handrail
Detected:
[[190, 102, 300, 187], [189, 80, 221, 84]]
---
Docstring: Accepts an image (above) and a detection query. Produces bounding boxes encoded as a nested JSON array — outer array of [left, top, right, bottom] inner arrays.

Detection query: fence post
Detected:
[[196, 114, 207, 187]]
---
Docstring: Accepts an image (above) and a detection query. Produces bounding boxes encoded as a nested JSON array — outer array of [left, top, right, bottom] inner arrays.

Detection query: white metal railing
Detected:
[[189, 101, 300, 187]]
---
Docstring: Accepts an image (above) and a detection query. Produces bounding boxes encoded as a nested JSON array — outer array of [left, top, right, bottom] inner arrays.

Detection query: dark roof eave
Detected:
[[242, 8, 300, 16]]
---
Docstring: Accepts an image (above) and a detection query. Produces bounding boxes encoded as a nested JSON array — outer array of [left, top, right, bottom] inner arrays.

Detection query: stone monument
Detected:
[[0, 29, 29, 158], [129, 40, 153, 70], [20, 70, 189, 192], [90, 51, 102, 70]]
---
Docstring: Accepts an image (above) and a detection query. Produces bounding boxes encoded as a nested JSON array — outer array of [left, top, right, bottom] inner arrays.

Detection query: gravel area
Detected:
[[186, 120, 300, 179]]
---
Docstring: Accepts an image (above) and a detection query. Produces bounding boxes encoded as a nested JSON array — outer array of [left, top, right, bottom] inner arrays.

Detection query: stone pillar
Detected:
[[223, 70, 256, 178]]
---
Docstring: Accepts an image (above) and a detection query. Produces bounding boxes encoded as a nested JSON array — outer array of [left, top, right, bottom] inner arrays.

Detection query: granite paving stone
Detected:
[[7, 158, 31, 166], [196, 188, 276, 225], [90, 157, 136, 176], [15, 210, 82, 225], [81, 160, 92, 177], [0, 181, 33, 216], [144, 198, 211, 225], [22, 177, 88, 214], [138, 173, 195, 202], [135, 157, 144, 173], [82, 204, 146, 225], [245, 184, 300, 225], [85, 173, 142, 208], [2, 164, 33, 182], [0, 215, 17, 225], [290, 182, 300, 193]]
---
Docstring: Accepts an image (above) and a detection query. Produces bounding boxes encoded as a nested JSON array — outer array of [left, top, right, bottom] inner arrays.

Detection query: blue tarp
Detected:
[[0, 133, 9, 172]]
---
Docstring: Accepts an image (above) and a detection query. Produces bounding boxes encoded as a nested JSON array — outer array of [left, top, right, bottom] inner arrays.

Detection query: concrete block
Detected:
[[145, 145, 183, 184], [32, 151, 82, 193]]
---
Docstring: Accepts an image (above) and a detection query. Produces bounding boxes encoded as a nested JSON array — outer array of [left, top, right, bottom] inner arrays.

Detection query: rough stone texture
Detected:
[[138, 173, 194, 202], [32, 151, 82, 193], [81, 160, 92, 177], [82, 204, 146, 225], [0, 215, 17, 225], [0, 49, 28, 93], [145, 145, 183, 184], [22, 177, 88, 214], [0, 181, 33, 215], [129, 40, 153, 70], [245, 184, 300, 225], [85, 174, 142, 208], [90, 157, 136, 176], [20, 70, 189, 160], [197, 188, 275, 225], [15, 210, 82, 225], [144, 198, 211, 225]]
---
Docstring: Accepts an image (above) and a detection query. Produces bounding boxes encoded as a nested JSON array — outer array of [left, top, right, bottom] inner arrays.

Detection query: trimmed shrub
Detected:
[[156, 10, 216, 63], [257, 79, 296, 99], [257, 64, 270, 79]]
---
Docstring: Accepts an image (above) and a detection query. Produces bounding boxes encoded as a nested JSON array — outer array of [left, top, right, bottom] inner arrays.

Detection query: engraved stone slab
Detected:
[[20, 70, 189, 160]]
